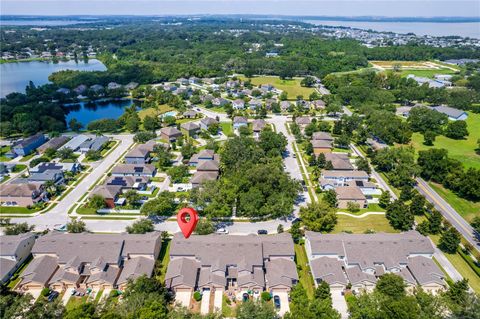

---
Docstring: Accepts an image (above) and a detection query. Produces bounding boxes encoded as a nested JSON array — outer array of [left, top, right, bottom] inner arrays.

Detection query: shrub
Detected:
[[261, 291, 272, 302], [41, 287, 50, 297], [193, 291, 202, 301]]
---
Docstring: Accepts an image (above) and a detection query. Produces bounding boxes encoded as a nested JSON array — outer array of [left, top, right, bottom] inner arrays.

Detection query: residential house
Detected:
[[160, 127, 182, 142], [212, 98, 229, 107], [324, 153, 353, 170], [30, 162, 81, 175], [311, 100, 326, 110], [346, 180, 381, 196], [312, 132, 334, 142], [17, 232, 162, 292], [233, 116, 248, 130], [59, 135, 90, 152], [280, 101, 291, 112], [107, 82, 122, 90], [248, 99, 263, 110], [200, 117, 218, 131], [295, 116, 311, 128], [90, 185, 122, 208], [429, 106, 468, 121], [190, 154, 220, 188], [111, 164, 156, 177], [125, 82, 139, 90], [305, 231, 445, 294], [232, 99, 245, 110], [311, 140, 333, 155], [180, 122, 200, 137], [0, 183, 48, 207], [0, 233, 36, 284], [183, 110, 198, 119], [37, 136, 69, 154], [252, 119, 267, 137], [189, 150, 217, 166], [105, 175, 151, 193], [320, 170, 369, 189], [165, 233, 297, 301], [90, 84, 104, 93], [366, 138, 389, 151], [79, 136, 110, 153], [124, 141, 157, 164], [11, 134, 46, 157], [334, 186, 368, 209]]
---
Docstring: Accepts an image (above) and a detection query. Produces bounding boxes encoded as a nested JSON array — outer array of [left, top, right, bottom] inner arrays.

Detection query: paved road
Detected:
[[11, 134, 134, 231], [417, 178, 479, 253]]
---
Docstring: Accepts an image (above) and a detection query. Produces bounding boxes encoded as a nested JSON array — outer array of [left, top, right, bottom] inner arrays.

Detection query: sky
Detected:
[[1, 0, 479, 17]]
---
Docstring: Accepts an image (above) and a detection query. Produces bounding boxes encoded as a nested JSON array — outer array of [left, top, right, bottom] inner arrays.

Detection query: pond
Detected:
[[64, 99, 136, 128], [0, 59, 107, 97]]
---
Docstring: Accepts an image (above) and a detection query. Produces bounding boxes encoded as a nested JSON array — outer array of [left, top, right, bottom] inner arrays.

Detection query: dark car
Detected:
[[257, 230, 268, 235], [274, 295, 281, 309], [48, 291, 59, 302], [243, 293, 249, 302]]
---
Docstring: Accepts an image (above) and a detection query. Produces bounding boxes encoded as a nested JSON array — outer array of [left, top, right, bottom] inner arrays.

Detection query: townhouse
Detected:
[[0, 233, 36, 284], [305, 231, 446, 294], [165, 233, 298, 298], [124, 141, 157, 164], [37, 136, 69, 154], [17, 232, 162, 292]]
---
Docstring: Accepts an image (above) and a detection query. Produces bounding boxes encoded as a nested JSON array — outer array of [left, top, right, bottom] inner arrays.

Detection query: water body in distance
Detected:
[[0, 59, 107, 97], [64, 99, 135, 128], [305, 20, 480, 38]]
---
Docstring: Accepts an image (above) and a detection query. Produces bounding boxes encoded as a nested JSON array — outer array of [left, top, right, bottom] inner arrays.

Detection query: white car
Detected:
[[216, 228, 229, 234]]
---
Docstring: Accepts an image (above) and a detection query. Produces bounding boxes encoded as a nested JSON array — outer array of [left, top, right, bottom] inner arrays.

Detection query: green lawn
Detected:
[[0, 206, 42, 215], [333, 214, 398, 234], [398, 68, 458, 78], [66, 295, 88, 311], [0, 146, 12, 162], [157, 239, 171, 283], [428, 182, 479, 222], [12, 164, 27, 173], [220, 122, 233, 137], [410, 112, 480, 170], [240, 75, 315, 99], [19, 153, 36, 162], [294, 244, 316, 299], [138, 104, 174, 120]]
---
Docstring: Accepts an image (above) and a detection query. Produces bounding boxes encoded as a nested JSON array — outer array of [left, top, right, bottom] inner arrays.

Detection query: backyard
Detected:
[[333, 214, 398, 234], [294, 243, 315, 299]]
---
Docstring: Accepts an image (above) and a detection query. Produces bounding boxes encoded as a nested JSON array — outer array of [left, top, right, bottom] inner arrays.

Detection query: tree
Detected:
[[423, 130, 436, 146], [140, 192, 176, 216], [85, 149, 102, 161], [316, 152, 326, 168], [258, 130, 287, 157], [347, 201, 360, 213], [407, 106, 447, 134], [428, 210, 443, 234], [355, 157, 371, 174], [4, 222, 34, 235], [167, 165, 189, 183], [416, 221, 430, 235], [207, 122, 219, 135], [300, 202, 337, 232], [126, 219, 154, 234], [301, 76, 316, 87], [386, 200, 414, 231], [56, 147, 74, 160], [134, 131, 156, 143], [194, 218, 215, 235], [68, 118, 83, 131], [439, 227, 461, 253], [290, 222, 302, 243], [315, 281, 332, 305], [236, 300, 277, 319], [143, 115, 160, 132], [125, 190, 142, 205], [378, 191, 391, 208], [180, 142, 196, 160], [410, 194, 426, 215], [277, 224, 284, 233], [66, 219, 87, 233], [323, 189, 338, 208], [445, 279, 469, 308], [125, 114, 141, 132], [471, 216, 480, 234], [154, 144, 172, 169], [444, 120, 469, 139], [88, 194, 106, 209], [375, 273, 406, 299]]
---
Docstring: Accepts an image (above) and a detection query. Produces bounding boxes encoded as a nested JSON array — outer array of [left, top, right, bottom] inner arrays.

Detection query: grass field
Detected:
[[138, 104, 174, 119], [399, 69, 458, 78], [0, 206, 42, 215], [239, 76, 315, 99], [294, 244, 316, 299], [220, 122, 233, 136], [157, 239, 171, 283], [333, 214, 398, 234], [370, 60, 460, 79], [429, 182, 479, 222], [0, 146, 12, 162], [410, 112, 480, 170]]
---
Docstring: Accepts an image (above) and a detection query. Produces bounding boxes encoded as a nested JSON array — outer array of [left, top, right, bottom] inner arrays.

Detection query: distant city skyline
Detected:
[[2, 0, 479, 17]]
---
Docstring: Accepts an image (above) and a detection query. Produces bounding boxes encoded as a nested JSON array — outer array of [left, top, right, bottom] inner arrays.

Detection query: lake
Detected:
[[305, 20, 480, 38], [64, 99, 135, 128], [0, 59, 107, 97]]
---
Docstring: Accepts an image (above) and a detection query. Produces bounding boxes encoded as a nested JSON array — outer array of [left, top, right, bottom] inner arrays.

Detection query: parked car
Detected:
[[257, 229, 268, 235], [274, 295, 281, 309], [293, 153, 296, 158], [216, 228, 229, 234], [48, 291, 59, 302]]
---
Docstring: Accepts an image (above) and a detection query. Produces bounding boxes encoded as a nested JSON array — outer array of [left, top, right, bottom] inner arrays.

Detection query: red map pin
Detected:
[[177, 207, 199, 239]]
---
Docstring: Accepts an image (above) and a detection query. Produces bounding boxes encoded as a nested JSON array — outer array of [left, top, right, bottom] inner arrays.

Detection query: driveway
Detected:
[[27, 289, 42, 302], [331, 289, 348, 319], [275, 291, 290, 316], [213, 289, 223, 313], [175, 291, 192, 308], [62, 288, 74, 305], [200, 289, 211, 314]]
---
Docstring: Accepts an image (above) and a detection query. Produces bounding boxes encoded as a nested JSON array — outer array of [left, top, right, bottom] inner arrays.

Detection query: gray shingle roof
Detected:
[[312, 132, 333, 141], [310, 257, 348, 285], [335, 186, 366, 201], [407, 256, 444, 285], [117, 256, 156, 285], [20, 255, 58, 286], [265, 258, 298, 288]]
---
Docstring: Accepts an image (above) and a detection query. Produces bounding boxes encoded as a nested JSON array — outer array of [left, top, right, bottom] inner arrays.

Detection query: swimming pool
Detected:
[[162, 111, 178, 118]]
